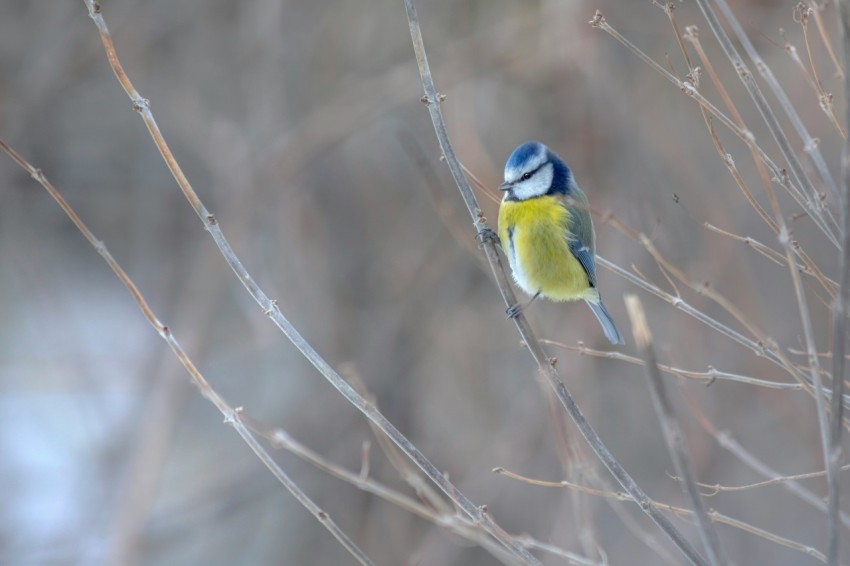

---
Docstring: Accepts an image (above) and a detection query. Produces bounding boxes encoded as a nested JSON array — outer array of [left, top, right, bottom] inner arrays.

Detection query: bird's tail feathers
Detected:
[[586, 299, 625, 345]]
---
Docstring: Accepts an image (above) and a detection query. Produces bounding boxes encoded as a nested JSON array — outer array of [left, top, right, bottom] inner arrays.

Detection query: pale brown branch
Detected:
[[830, 2, 850, 562], [0, 138, 375, 566], [591, 10, 838, 245], [542, 339, 801, 391], [404, 1, 707, 564], [808, 0, 845, 79], [625, 296, 726, 566], [493, 468, 826, 562], [78, 2, 534, 562], [796, 3, 846, 137], [695, 464, 850, 495]]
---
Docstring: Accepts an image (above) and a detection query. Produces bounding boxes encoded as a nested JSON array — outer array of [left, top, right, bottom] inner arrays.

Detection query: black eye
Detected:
[[520, 172, 532, 181]]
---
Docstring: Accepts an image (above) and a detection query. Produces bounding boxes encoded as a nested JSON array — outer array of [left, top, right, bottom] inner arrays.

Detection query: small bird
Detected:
[[497, 141, 624, 345]]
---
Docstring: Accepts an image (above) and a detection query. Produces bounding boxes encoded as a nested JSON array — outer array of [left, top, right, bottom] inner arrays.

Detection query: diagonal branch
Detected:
[[78, 1, 535, 563], [590, 11, 838, 247], [0, 139, 375, 566], [829, 2, 850, 563], [402, 1, 707, 564], [696, 0, 838, 240], [714, 0, 840, 201], [625, 296, 726, 566]]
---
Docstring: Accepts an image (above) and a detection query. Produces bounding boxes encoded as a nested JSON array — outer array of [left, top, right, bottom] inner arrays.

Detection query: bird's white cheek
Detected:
[[512, 164, 553, 200]]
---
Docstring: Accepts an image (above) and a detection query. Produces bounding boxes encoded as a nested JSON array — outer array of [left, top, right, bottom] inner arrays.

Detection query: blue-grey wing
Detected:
[[559, 190, 598, 289], [569, 238, 597, 289]]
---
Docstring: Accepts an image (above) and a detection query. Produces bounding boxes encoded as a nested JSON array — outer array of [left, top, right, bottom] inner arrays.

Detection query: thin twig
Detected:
[[598, 256, 850, 410], [784, 30, 822, 92], [625, 297, 726, 566], [807, 0, 845, 79], [700, 115, 833, 431], [592, 18, 845, 421], [682, 25, 745, 130], [514, 535, 603, 566], [652, 2, 698, 83], [590, 10, 838, 246], [829, 2, 850, 562], [685, 393, 850, 530], [695, 464, 850, 495], [493, 468, 827, 563], [78, 2, 535, 563], [795, 3, 846, 138], [704, 223, 837, 294], [697, 64, 840, 555], [403, 2, 707, 564], [542, 339, 801, 391], [343, 369, 454, 516], [540, 188, 838, 386], [0, 139, 375, 566], [637, 213, 827, 404], [639, 231, 763, 341], [248, 421, 537, 566], [740, 92, 836, 566], [680, 23, 837, 298], [702, 0, 840, 230], [704, 113, 837, 300]]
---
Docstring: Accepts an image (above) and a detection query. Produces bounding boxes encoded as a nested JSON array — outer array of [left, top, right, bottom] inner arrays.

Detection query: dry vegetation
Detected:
[[1, 1, 849, 565]]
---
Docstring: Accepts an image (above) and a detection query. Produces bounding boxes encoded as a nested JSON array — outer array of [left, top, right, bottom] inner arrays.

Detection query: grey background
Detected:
[[0, 1, 845, 564]]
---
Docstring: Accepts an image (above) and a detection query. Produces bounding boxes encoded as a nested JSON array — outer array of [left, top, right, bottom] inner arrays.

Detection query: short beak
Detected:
[[499, 181, 513, 191]]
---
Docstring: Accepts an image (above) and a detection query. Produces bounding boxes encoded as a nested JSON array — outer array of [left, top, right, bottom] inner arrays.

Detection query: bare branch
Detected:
[[77, 2, 533, 562], [0, 139, 375, 566], [686, 395, 850, 529], [542, 339, 802, 391], [697, 0, 839, 237], [695, 464, 850, 495], [590, 10, 838, 246], [829, 2, 850, 562], [625, 296, 726, 566], [494, 467, 826, 562], [402, 1, 707, 564]]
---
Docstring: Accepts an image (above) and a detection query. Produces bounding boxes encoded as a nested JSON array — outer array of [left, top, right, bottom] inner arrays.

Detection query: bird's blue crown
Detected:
[[505, 141, 546, 173], [505, 141, 571, 195]]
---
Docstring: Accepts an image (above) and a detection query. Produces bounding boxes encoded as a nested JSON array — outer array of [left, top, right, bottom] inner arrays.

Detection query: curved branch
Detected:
[[402, 1, 708, 564]]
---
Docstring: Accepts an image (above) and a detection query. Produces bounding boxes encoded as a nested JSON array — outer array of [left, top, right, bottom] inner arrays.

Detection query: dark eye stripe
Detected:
[[516, 161, 547, 183]]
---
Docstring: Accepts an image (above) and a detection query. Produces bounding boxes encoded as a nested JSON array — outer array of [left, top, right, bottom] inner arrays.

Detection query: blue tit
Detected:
[[497, 141, 624, 345]]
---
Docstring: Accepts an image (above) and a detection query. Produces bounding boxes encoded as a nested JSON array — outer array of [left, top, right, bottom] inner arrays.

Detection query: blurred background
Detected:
[[1, 0, 847, 564]]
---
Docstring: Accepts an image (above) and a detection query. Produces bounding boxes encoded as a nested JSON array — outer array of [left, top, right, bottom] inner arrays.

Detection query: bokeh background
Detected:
[[1, 0, 848, 564]]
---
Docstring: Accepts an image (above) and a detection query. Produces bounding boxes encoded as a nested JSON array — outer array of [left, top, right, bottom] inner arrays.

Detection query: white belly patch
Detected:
[[506, 226, 535, 295]]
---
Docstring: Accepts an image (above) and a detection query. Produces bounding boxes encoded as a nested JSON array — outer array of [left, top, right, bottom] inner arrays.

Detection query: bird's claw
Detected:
[[506, 304, 522, 319], [477, 228, 499, 246]]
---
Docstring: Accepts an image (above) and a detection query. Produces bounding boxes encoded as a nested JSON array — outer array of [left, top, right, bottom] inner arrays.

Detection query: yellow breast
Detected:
[[498, 196, 594, 302]]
